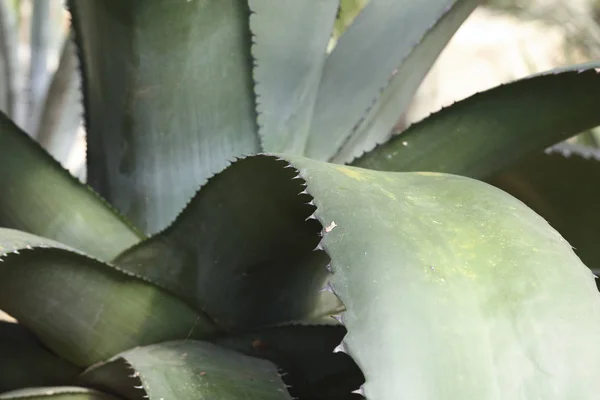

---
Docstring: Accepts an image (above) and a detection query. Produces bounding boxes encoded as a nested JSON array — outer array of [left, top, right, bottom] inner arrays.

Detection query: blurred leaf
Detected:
[[0, 112, 143, 260], [0, 387, 120, 400], [69, 0, 260, 233], [249, 0, 338, 154], [284, 155, 600, 399], [489, 143, 600, 273], [0, 321, 80, 393], [215, 323, 364, 399], [352, 63, 600, 179], [0, 0, 18, 118], [37, 30, 82, 165], [306, 0, 463, 161], [81, 340, 292, 400], [332, 0, 478, 163], [332, 0, 367, 41], [26, 0, 51, 135], [114, 156, 342, 331], [0, 228, 218, 367]]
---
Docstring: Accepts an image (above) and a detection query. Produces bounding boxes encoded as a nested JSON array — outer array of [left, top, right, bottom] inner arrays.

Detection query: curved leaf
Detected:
[[114, 156, 342, 331], [0, 112, 142, 261], [215, 323, 364, 399], [489, 143, 600, 274], [0, 321, 80, 393], [283, 156, 600, 399], [249, 0, 338, 154], [352, 63, 600, 180], [332, 0, 478, 163], [0, 228, 217, 367], [306, 0, 463, 161], [69, 0, 260, 234], [81, 340, 292, 400], [190, 154, 600, 399], [0, 387, 120, 400]]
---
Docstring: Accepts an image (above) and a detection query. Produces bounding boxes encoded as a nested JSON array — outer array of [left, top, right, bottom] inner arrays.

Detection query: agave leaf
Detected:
[[0, 321, 80, 393], [0, 228, 218, 367], [332, 0, 478, 163], [215, 323, 364, 399], [183, 154, 600, 398], [352, 63, 600, 179], [36, 30, 82, 166], [80, 340, 292, 400], [0, 387, 120, 400], [489, 143, 600, 274], [306, 0, 463, 161], [25, 0, 51, 135], [332, 0, 367, 41], [114, 156, 342, 331], [69, 0, 260, 234], [248, 0, 339, 154], [284, 155, 600, 399], [0, 0, 18, 118], [0, 112, 142, 260]]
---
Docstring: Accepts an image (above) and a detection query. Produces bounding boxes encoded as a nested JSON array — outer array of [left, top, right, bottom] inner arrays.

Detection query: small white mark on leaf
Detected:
[[325, 221, 337, 233], [402, 141, 408, 146]]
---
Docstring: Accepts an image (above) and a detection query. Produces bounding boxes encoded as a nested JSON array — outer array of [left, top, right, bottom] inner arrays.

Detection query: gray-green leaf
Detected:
[[81, 340, 292, 400]]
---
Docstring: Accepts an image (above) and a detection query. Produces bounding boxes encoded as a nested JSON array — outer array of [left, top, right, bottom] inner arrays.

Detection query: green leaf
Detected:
[[80, 340, 292, 400], [193, 154, 600, 398], [283, 155, 600, 399], [215, 323, 364, 399], [332, 0, 367, 41], [114, 156, 342, 331], [489, 143, 600, 274], [352, 63, 600, 179], [0, 0, 18, 118], [0, 321, 80, 393], [0, 228, 218, 367], [306, 0, 463, 161], [36, 30, 82, 166], [332, 0, 478, 163], [0, 112, 142, 261], [69, 0, 260, 234], [0, 387, 120, 400], [24, 0, 51, 136], [249, 0, 339, 154]]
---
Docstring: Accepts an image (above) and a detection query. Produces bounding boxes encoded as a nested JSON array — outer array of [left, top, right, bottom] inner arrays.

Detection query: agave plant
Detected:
[[2, 1, 600, 399]]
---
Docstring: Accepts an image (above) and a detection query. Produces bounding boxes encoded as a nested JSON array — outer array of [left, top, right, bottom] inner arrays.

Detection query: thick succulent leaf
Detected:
[[249, 0, 338, 154], [332, 0, 478, 163], [306, 0, 462, 161], [0, 321, 80, 393], [114, 156, 342, 331], [352, 63, 600, 179], [0, 112, 142, 261], [284, 156, 600, 399], [190, 154, 600, 399], [0, 228, 217, 367], [332, 0, 367, 41], [24, 0, 51, 135], [81, 340, 292, 400], [0, 387, 120, 400], [215, 323, 364, 399], [69, 0, 260, 234], [0, 0, 18, 118], [489, 143, 600, 275], [37, 31, 82, 166]]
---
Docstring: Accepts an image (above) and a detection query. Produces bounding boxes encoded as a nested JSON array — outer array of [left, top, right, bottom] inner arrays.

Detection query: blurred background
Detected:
[[1, 0, 600, 181]]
